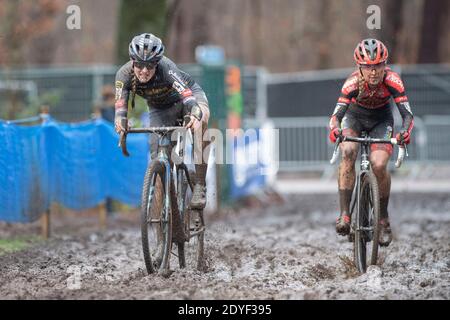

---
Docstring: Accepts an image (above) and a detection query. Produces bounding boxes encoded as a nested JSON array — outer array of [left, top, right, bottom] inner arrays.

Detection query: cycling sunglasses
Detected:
[[134, 61, 157, 70], [359, 62, 386, 70]]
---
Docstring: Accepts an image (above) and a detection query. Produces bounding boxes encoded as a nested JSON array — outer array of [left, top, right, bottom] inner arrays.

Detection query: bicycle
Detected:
[[118, 117, 205, 275], [330, 131, 407, 273]]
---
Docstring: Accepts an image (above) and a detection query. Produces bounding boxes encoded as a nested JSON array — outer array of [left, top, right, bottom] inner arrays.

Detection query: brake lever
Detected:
[[183, 114, 192, 127], [119, 118, 130, 157], [330, 136, 342, 165]]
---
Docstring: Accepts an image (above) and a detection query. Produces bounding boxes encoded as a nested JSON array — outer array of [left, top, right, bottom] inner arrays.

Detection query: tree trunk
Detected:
[[418, 0, 448, 63], [381, 0, 404, 62]]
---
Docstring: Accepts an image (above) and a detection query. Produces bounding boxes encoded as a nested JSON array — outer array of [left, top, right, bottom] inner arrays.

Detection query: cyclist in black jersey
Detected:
[[114, 33, 210, 209]]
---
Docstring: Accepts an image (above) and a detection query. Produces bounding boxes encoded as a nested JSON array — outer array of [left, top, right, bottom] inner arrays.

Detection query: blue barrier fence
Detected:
[[0, 117, 148, 222], [0, 116, 272, 223]]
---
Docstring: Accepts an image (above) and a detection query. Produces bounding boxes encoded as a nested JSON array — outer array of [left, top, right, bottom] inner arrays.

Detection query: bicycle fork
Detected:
[[351, 142, 370, 236], [355, 143, 374, 236]]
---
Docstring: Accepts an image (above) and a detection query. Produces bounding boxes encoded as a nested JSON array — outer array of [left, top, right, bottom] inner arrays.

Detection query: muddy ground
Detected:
[[0, 192, 449, 300]]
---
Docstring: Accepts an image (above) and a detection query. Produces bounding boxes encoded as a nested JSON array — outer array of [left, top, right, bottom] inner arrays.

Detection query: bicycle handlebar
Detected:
[[118, 117, 191, 157], [330, 135, 408, 168], [126, 127, 186, 133]]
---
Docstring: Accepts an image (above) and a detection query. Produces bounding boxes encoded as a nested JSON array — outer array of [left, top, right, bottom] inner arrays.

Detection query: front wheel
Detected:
[[141, 161, 172, 274], [354, 171, 381, 273]]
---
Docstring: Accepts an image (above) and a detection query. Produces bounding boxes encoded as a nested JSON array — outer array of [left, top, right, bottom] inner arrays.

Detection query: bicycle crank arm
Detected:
[[188, 227, 205, 239]]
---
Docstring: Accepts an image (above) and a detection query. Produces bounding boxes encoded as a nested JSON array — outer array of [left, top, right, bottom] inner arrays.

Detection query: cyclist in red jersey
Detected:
[[328, 39, 414, 246]]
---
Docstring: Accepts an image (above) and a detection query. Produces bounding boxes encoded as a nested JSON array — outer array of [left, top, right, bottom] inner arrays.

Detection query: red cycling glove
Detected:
[[329, 128, 341, 144], [329, 116, 341, 143], [396, 130, 411, 145]]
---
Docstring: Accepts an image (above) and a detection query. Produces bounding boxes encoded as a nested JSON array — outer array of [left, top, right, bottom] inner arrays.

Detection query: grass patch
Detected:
[[339, 255, 360, 279], [0, 236, 42, 255]]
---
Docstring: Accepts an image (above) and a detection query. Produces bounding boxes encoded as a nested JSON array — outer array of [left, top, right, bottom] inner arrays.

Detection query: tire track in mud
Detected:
[[0, 193, 449, 299]]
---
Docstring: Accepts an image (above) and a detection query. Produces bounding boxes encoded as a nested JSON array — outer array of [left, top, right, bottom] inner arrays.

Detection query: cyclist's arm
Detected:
[[330, 103, 349, 129], [114, 65, 132, 119], [330, 74, 358, 129], [167, 65, 204, 120], [385, 72, 414, 133]]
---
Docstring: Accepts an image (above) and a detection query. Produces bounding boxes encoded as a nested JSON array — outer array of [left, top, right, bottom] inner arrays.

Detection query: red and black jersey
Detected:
[[337, 68, 408, 109], [330, 67, 414, 133]]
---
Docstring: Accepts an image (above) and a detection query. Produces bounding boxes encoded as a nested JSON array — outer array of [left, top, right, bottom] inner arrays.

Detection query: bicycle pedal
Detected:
[[158, 269, 173, 278]]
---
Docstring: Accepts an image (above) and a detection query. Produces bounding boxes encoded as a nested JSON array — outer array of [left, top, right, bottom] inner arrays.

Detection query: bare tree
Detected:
[[381, 0, 404, 62], [0, 0, 63, 119], [418, 0, 449, 63], [0, 0, 63, 66]]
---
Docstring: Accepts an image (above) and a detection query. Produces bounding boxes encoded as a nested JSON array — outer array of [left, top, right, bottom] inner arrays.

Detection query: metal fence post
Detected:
[[92, 66, 103, 108], [256, 67, 269, 122]]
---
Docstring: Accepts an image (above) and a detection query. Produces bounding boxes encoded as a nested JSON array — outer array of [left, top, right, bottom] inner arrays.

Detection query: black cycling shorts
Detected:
[[341, 104, 394, 155]]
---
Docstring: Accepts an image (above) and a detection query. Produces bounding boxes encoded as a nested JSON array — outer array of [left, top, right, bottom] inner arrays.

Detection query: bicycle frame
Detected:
[[154, 133, 173, 229], [173, 129, 195, 230], [120, 124, 195, 234]]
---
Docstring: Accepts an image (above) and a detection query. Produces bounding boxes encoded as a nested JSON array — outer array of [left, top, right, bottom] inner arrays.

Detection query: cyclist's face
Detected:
[[359, 63, 386, 86], [133, 62, 156, 83]]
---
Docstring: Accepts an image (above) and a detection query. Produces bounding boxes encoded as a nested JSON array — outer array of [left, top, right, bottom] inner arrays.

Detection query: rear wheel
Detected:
[[141, 161, 172, 274], [193, 209, 206, 271], [183, 208, 205, 271], [176, 168, 205, 271], [176, 167, 190, 268], [354, 171, 380, 273]]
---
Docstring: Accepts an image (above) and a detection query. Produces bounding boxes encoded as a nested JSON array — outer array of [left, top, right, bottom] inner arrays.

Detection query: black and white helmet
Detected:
[[128, 33, 164, 64]]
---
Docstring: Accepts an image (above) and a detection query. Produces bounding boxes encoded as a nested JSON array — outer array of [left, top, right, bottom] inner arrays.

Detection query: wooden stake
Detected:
[[99, 202, 107, 230], [41, 209, 51, 239]]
